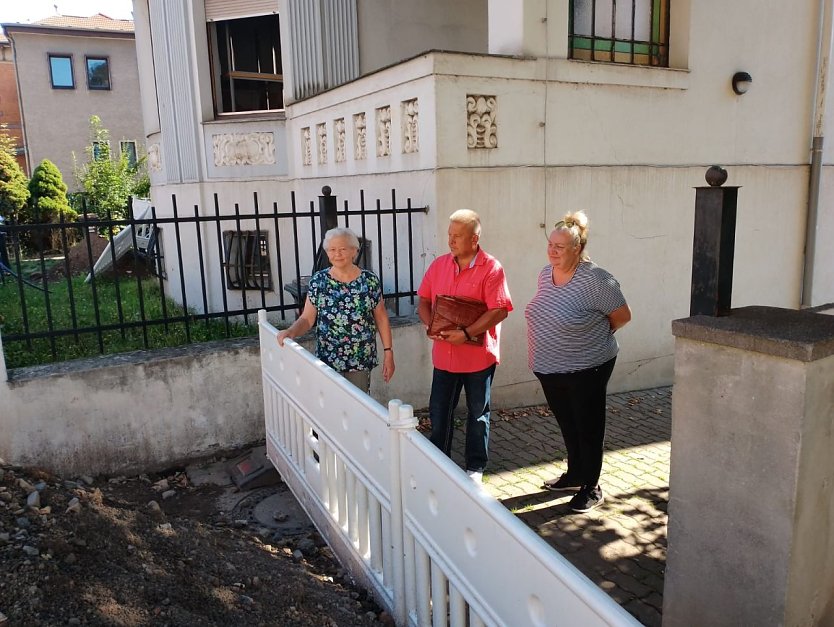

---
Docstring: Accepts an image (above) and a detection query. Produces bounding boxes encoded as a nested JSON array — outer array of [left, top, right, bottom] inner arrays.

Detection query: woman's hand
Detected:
[[277, 330, 291, 347], [382, 350, 395, 382]]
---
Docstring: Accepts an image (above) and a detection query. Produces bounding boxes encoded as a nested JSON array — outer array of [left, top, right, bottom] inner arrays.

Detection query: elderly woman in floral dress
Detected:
[[277, 227, 394, 392]]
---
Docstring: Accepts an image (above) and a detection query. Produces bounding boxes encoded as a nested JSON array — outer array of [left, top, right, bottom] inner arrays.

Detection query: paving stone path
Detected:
[[448, 386, 672, 627]]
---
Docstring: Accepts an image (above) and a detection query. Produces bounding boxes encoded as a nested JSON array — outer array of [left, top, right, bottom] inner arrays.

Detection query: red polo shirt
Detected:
[[417, 249, 513, 373]]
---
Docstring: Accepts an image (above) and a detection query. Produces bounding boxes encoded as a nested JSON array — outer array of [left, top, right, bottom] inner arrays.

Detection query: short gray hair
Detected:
[[323, 227, 360, 250], [449, 209, 481, 236]]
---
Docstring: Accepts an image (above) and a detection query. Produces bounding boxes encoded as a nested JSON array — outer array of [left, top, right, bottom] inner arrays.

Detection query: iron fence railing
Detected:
[[0, 187, 428, 368]]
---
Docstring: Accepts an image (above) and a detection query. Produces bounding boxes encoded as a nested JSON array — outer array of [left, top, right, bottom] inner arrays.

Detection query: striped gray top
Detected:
[[525, 261, 627, 374]]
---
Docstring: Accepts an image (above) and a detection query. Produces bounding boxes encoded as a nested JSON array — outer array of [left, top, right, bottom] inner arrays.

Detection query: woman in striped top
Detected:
[[525, 211, 632, 513]]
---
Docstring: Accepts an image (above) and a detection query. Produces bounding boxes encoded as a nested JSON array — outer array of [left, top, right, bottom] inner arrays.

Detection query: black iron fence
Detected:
[[0, 187, 428, 369]]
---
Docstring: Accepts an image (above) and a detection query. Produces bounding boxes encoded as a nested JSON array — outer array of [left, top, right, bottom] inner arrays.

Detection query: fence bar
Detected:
[[58, 214, 80, 340], [36, 239, 57, 360], [233, 202, 249, 326], [81, 215, 105, 352], [213, 194, 232, 336], [290, 192, 303, 313], [151, 205, 170, 332], [126, 205, 150, 348], [105, 208, 127, 340], [391, 190, 400, 316], [376, 198, 383, 285], [270, 202, 287, 320], [407, 198, 416, 306], [171, 195, 191, 343], [193, 205, 210, 327], [253, 192, 268, 311]]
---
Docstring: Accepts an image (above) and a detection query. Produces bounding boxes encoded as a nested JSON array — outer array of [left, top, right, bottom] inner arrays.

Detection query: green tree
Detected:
[[26, 159, 74, 224], [74, 115, 140, 219], [0, 150, 29, 222]]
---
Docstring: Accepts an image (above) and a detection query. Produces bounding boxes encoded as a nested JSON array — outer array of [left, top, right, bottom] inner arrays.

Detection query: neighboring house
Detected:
[[2, 14, 144, 189], [132, 0, 834, 404], [0, 31, 25, 173]]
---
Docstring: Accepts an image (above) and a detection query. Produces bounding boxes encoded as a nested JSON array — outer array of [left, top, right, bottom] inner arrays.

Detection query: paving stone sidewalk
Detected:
[[449, 386, 672, 627]]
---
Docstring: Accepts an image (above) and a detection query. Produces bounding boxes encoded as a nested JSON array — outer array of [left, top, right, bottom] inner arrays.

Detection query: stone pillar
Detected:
[[664, 306, 834, 626], [487, 0, 569, 58]]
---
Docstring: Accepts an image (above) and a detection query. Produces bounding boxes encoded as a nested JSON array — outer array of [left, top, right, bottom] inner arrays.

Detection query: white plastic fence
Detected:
[[258, 311, 641, 627]]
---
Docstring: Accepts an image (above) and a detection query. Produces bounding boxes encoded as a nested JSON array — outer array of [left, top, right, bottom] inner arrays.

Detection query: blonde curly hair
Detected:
[[554, 210, 590, 260]]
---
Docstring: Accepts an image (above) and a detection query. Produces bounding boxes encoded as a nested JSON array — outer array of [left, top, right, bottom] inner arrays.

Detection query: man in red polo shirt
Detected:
[[417, 209, 513, 483]]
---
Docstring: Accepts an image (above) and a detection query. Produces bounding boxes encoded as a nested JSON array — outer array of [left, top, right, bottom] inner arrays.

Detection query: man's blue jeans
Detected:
[[428, 364, 496, 473]]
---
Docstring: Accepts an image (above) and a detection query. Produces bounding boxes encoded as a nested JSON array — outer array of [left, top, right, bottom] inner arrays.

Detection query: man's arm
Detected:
[[441, 307, 508, 345], [417, 296, 433, 331]]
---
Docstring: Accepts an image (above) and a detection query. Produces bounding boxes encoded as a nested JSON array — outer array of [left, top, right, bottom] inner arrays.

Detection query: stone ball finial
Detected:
[[705, 166, 728, 187], [321, 185, 332, 196]]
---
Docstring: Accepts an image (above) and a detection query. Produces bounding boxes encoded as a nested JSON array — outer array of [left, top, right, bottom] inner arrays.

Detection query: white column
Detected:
[[488, 0, 569, 58]]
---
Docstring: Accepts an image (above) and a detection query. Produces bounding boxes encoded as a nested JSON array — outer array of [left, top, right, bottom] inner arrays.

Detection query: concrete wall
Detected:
[[356, 0, 487, 76], [665, 308, 834, 626], [10, 30, 144, 188], [0, 319, 430, 477]]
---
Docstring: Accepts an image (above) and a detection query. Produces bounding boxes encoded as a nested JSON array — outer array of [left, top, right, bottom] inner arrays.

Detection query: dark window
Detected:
[[92, 140, 110, 161], [86, 57, 111, 89], [223, 230, 272, 290], [48, 54, 74, 89], [569, 0, 670, 67], [208, 14, 284, 114], [120, 141, 138, 169]]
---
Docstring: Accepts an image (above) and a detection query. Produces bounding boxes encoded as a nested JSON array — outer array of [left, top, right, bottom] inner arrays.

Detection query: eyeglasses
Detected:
[[326, 247, 356, 255], [553, 219, 576, 229]]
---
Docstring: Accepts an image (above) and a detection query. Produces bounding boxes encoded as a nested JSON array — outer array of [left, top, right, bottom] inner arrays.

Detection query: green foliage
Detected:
[[0, 274, 257, 368], [74, 115, 146, 219], [26, 159, 75, 224], [0, 150, 29, 222]]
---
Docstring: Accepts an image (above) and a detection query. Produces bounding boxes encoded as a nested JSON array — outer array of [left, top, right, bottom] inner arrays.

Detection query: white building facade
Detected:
[[132, 0, 834, 406]]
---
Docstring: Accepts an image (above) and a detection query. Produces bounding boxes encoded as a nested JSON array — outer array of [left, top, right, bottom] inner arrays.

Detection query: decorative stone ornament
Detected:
[[316, 123, 327, 164], [705, 165, 728, 187], [212, 132, 276, 166], [376, 106, 391, 157], [334, 118, 346, 163], [147, 143, 162, 172], [401, 98, 419, 154], [354, 113, 367, 160], [466, 95, 497, 149], [301, 127, 312, 166]]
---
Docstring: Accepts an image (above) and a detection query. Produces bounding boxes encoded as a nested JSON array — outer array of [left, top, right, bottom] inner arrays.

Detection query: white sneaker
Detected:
[[466, 470, 483, 484]]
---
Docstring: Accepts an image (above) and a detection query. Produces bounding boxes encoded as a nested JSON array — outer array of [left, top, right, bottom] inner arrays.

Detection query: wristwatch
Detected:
[[461, 326, 472, 341]]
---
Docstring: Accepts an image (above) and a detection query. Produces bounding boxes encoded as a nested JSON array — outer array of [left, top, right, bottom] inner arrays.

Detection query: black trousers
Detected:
[[535, 357, 616, 488]]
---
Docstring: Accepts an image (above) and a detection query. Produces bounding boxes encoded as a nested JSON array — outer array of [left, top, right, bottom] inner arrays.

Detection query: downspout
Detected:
[[803, 0, 834, 307]]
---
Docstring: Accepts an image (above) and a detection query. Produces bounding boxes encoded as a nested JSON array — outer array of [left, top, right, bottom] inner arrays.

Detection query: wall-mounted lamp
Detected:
[[732, 71, 752, 95]]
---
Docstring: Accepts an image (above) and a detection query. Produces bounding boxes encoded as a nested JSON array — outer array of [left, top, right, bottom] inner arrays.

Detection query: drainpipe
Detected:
[[803, 0, 834, 307]]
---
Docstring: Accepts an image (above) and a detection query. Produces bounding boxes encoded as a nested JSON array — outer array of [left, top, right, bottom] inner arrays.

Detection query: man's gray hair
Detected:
[[449, 209, 481, 236], [323, 227, 360, 250]]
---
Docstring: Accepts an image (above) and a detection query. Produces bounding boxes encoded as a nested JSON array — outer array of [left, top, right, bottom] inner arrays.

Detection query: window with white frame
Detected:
[[207, 14, 283, 114], [120, 140, 138, 169], [569, 0, 669, 66]]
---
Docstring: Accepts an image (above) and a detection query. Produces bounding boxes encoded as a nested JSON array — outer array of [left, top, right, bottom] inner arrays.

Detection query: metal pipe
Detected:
[[803, 0, 834, 306]]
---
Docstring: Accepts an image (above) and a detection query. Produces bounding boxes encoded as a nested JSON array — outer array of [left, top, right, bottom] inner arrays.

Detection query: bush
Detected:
[[26, 159, 75, 224], [0, 150, 29, 222], [74, 115, 143, 220]]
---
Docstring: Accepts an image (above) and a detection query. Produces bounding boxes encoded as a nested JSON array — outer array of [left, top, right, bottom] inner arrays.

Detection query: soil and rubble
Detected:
[[0, 452, 391, 626]]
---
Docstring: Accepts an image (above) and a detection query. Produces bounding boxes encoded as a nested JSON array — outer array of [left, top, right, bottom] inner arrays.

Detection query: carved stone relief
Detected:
[[466, 95, 498, 149], [302, 127, 312, 166], [316, 123, 327, 164], [376, 106, 391, 157], [211, 132, 276, 167], [401, 98, 419, 154], [147, 143, 162, 172], [334, 118, 346, 163], [353, 113, 367, 160]]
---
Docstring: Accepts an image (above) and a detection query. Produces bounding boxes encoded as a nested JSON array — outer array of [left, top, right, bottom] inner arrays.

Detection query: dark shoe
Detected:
[[569, 486, 604, 513], [542, 474, 583, 492]]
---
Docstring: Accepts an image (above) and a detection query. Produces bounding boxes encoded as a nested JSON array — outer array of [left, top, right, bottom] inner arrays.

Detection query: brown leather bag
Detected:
[[428, 295, 488, 345]]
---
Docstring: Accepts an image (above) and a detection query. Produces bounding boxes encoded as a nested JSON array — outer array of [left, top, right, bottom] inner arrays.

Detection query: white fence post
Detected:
[[388, 399, 416, 625]]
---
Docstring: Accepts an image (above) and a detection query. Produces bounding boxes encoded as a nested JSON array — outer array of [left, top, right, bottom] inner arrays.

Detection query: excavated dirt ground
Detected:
[[0, 449, 392, 627]]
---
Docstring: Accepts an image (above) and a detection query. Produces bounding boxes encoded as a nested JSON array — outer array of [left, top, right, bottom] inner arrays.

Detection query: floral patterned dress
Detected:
[[307, 268, 382, 372]]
